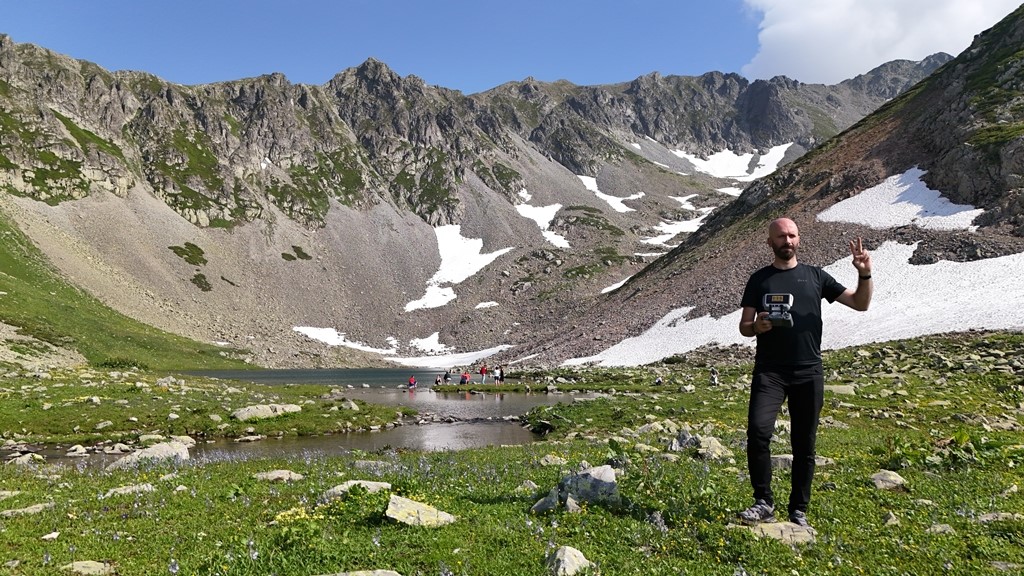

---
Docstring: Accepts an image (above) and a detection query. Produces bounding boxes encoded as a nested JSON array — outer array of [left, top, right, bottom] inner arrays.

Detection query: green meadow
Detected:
[[0, 331, 1021, 575]]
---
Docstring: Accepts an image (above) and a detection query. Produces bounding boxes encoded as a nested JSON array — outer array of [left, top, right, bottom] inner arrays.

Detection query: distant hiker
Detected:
[[459, 370, 470, 385], [434, 374, 442, 386], [710, 367, 720, 386], [408, 375, 417, 389], [496, 365, 505, 385], [479, 364, 489, 384], [654, 376, 663, 386], [737, 217, 872, 530], [444, 370, 452, 384]]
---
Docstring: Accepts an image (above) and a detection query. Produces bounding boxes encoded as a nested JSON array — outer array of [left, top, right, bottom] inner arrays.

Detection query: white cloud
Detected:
[[741, 0, 1022, 83]]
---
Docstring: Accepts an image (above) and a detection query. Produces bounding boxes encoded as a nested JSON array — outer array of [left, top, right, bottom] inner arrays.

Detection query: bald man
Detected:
[[737, 217, 872, 529]]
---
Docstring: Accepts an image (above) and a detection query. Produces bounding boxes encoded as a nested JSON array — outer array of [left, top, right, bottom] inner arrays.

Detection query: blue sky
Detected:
[[2, 1, 1020, 94]]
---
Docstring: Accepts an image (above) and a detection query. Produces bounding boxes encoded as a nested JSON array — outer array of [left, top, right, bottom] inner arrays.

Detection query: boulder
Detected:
[[231, 403, 302, 422], [557, 465, 620, 507], [106, 441, 189, 471], [253, 470, 304, 483], [324, 480, 392, 500], [384, 495, 455, 527], [545, 546, 594, 575]]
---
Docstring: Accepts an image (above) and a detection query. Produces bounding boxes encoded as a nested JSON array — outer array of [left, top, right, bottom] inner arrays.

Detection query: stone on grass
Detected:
[[385, 495, 455, 527], [871, 470, 907, 490], [558, 465, 620, 507], [102, 483, 154, 498], [231, 403, 302, 422], [253, 470, 304, 483], [324, 480, 392, 500], [107, 441, 189, 471], [516, 480, 540, 494], [927, 523, 956, 534], [309, 565, 401, 569], [978, 512, 1024, 523], [539, 454, 567, 466], [0, 502, 54, 517], [545, 545, 593, 576], [60, 560, 115, 575], [697, 436, 733, 460], [744, 521, 817, 545], [825, 384, 857, 395], [531, 487, 560, 514], [313, 571, 403, 576]]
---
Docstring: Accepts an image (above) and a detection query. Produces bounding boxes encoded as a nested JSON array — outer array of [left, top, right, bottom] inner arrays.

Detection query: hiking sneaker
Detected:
[[789, 510, 811, 528], [738, 499, 775, 525]]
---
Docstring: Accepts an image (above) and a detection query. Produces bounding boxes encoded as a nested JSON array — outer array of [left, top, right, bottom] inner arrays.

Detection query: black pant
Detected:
[[746, 364, 824, 514]]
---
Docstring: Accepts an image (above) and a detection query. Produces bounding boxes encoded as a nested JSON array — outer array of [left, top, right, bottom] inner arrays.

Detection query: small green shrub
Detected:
[[191, 273, 212, 291]]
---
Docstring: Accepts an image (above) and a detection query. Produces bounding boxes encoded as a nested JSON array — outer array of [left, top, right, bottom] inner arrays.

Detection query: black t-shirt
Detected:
[[740, 263, 846, 367]]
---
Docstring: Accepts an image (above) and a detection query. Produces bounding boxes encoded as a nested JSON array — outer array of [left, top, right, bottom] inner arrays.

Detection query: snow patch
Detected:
[[293, 327, 397, 355], [577, 175, 644, 213], [817, 168, 983, 230], [405, 225, 513, 311]]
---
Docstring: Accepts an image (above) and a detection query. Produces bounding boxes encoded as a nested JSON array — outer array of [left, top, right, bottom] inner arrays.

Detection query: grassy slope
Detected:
[[0, 206, 251, 371]]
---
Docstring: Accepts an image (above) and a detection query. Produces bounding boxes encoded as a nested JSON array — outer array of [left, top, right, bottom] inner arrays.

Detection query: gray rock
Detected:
[[516, 480, 540, 494], [385, 495, 455, 527], [871, 470, 907, 490], [60, 561, 116, 575], [539, 454, 568, 466], [558, 464, 620, 507], [531, 487, 560, 514], [0, 502, 54, 517], [697, 436, 733, 460], [253, 470, 304, 483], [745, 521, 817, 545], [102, 483, 155, 498], [324, 480, 392, 500], [978, 512, 1024, 523], [545, 545, 593, 575], [353, 460, 398, 474], [66, 445, 89, 457], [311, 565, 403, 569], [312, 571, 403, 576], [6, 453, 45, 466], [106, 441, 189, 470], [231, 403, 301, 422]]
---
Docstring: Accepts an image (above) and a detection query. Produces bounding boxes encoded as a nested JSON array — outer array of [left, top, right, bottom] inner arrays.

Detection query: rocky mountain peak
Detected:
[[0, 22, 1001, 368]]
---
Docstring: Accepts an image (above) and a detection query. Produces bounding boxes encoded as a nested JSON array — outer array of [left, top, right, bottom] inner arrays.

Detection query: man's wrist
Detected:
[[858, 274, 872, 280]]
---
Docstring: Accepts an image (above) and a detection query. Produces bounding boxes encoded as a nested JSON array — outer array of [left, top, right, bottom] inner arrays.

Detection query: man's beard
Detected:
[[772, 244, 796, 260]]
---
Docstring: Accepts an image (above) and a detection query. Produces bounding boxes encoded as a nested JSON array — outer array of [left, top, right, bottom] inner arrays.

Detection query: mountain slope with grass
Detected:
[[0, 29, 951, 368], [507, 4, 1024, 367], [0, 200, 250, 371]]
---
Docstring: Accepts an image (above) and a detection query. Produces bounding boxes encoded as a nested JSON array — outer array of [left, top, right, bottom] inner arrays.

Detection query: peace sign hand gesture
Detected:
[[850, 237, 872, 276]]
